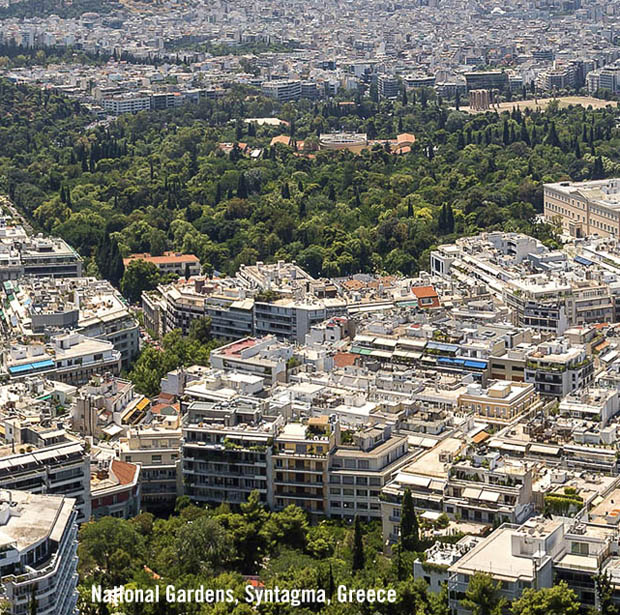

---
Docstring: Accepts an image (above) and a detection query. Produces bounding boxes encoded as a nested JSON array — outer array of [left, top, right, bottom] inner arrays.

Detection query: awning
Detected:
[[480, 490, 501, 503], [463, 487, 482, 499], [464, 359, 488, 369]]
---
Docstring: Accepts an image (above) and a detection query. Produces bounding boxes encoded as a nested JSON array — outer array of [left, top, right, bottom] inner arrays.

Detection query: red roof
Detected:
[[334, 352, 357, 368], [111, 460, 139, 486], [411, 285, 438, 299]]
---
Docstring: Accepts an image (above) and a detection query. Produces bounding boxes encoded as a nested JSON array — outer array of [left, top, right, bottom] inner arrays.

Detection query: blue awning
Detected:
[[574, 255, 593, 267], [30, 359, 55, 370], [438, 357, 465, 366], [464, 359, 488, 369], [9, 364, 34, 374]]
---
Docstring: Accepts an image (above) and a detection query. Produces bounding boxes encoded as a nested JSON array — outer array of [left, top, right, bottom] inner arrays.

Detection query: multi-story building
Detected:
[[544, 179, 620, 239], [464, 71, 509, 91], [102, 93, 152, 114], [457, 380, 538, 423], [119, 425, 182, 513], [180, 400, 281, 507], [0, 490, 79, 615], [0, 441, 91, 522], [378, 74, 400, 99], [328, 425, 411, 521], [525, 339, 594, 397], [5, 277, 139, 367], [123, 251, 201, 278], [210, 337, 291, 385], [261, 79, 302, 102], [90, 458, 141, 520], [4, 333, 122, 386], [0, 234, 82, 281], [272, 417, 338, 517]]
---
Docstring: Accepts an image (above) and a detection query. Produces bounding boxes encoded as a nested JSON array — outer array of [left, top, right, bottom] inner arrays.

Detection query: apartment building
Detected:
[[272, 417, 338, 517], [0, 491, 79, 615], [210, 337, 290, 385], [4, 333, 122, 386], [544, 179, 620, 239], [457, 380, 538, 423], [0, 441, 91, 522], [328, 425, 411, 521], [180, 400, 281, 507], [525, 339, 594, 397], [378, 74, 400, 99], [102, 94, 152, 114], [90, 458, 141, 520], [119, 425, 182, 513], [559, 387, 619, 427], [448, 518, 562, 614], [261, 79, 302, 102], [7, 276, 139, 367], [0, 235, 82, 281]]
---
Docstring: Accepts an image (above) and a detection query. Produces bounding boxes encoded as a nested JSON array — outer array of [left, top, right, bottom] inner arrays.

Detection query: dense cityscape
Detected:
[[4, 0, 620, 614]]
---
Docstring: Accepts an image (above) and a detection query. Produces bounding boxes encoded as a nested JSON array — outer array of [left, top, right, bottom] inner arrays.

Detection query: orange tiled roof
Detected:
[[111, 459, 139, 486], [124, 251, 200, 266], [412, 285, 438, 299]]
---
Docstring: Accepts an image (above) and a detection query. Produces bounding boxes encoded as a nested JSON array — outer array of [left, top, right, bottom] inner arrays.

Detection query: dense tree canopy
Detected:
[[4, 79, 620, 294]]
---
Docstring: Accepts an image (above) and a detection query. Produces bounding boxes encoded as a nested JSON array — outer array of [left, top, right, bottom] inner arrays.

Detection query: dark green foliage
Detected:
[[400, 488, 419, 551], [352, 516, 365, 571]]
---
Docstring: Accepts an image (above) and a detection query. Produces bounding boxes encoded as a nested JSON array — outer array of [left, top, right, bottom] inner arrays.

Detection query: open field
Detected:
[[460, 95, 618, 114]]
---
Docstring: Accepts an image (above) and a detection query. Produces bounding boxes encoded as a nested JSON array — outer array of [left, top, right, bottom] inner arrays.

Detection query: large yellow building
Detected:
[[544, 179, 620, 238]]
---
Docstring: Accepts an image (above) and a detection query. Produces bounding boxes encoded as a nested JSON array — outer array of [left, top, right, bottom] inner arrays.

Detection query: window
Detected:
[[152, 455, 162, 464]]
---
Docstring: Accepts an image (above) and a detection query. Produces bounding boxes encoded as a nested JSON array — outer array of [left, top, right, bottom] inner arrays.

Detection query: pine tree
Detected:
[[328, 563, 335, 596], [352, 516, 365, 572], [407, 198, 414, 218], [400, 487, 419, 551], [281, 183, 290, 199], [328, 185, 336, 201], [457, 131, 465, 149], [297, 179, 304, 193], [574, 139, 581, 158]]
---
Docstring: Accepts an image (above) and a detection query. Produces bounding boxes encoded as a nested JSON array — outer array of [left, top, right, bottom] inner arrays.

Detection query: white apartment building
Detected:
[[0, 491, 79, 615]]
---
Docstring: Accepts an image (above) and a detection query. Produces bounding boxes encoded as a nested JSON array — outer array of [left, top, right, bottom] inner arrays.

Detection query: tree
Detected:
[[510, 581, 579, 615], [461, 573, 505, 615], [546, 121, 560, 147], [237, 172, 248, 199], [120, 259, 161, 304], [400, 487, 419, 551], [265, 505, 309, 551], [352, 515, 365, 572], [593, 571, 618, 615], [175, 516, 233, 575], [281, 182, 291, 199], [188, 316, 212, 344], [78, 517, 145, 585]]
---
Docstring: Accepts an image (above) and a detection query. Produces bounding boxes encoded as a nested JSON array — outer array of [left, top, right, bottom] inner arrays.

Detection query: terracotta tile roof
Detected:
[[124, 251, 200, 266], [111, 460, 139, 486], [472, 431, 490, 444], [270, 135, 291, 146], [397, 133, 416, 144], [335, 352, 357, 368], [412, 285, 438, 299]]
